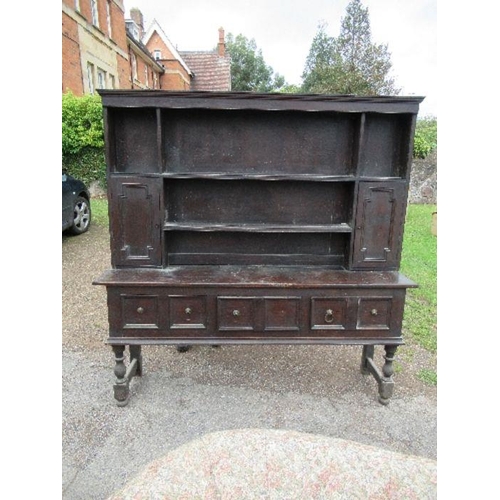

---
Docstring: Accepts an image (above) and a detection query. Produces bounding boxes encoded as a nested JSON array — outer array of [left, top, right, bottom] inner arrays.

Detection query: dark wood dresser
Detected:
[[94, 90, 423, 406]]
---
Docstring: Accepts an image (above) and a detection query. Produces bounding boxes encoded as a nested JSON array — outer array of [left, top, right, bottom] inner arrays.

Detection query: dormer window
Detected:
[[154, 50, 162, 60]]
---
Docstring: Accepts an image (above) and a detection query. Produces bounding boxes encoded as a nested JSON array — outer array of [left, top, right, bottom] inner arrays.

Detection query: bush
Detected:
[[413, 116, 437, 159], [62, 92, 106, 187], [63, 147, 107, 189]]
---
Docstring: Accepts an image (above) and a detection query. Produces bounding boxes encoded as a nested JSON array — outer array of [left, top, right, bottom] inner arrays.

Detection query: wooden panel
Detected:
[[356, 297, 392, 330], [166, 179, 353, 226], [162, 109, 357, 175], [121, 294, 159, 329], [109, 177, 162, 267], [264, 298, 300, 331], [351, 182, 406, 269]]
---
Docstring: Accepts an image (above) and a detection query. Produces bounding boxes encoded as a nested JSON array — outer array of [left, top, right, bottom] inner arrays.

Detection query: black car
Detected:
[[62, 173, 91, 235]]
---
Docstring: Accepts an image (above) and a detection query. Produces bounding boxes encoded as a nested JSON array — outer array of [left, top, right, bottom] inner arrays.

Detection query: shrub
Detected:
[[413, 116, 437, 159], [62, 92, 106, 187]]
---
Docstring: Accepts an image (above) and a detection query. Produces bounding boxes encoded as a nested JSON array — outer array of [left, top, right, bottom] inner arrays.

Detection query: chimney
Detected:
[[130, 8, 144, 39], [218, 27, 226, 57]]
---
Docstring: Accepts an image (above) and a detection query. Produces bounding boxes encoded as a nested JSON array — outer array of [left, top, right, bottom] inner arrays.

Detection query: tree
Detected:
[[302, 0, 399, 95], [226, 33, 287, 92]]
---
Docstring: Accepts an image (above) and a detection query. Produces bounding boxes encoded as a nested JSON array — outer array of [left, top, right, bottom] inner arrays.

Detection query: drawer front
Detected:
[[264, 298, 300, 331], [121, 294, 159, 329], [356, 297, 392, 330], [311, 298, 348, 330], [217, 297, 256, 331], [169, 295, 207, 329]]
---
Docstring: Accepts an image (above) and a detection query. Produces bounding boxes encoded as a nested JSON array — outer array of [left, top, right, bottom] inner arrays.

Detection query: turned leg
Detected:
[[112, 345, 129, 407], [360, 344, 399, 405], [378, 345, 398, 405]]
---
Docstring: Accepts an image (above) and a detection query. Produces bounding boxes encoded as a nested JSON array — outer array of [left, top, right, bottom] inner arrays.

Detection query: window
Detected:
[[106, 1, 112, 38], [153, 72, 158, 89], [91, 0, 99, 27], [145, 65, 149, 87], [97, 68, 106, 89], [87, 63, 95, 94], [131, 53, 137, 80], [75, 0, 80, 11], [154, 50, 161, 60], [109, 74, 115, 89]]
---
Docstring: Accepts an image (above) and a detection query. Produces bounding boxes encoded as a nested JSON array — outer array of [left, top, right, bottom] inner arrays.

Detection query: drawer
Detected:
[[169, 295, 207, 329], [121, 294, 159, 329], [310, 298, 348, 330], [217, 297, 256, 331], [356, 297, 392, 330], [264, 298, 300, 331]]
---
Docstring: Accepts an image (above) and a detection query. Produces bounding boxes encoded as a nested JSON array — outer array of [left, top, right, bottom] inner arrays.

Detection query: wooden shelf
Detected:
[[163, 222, 353, 233], [162, 172, 356, 182]]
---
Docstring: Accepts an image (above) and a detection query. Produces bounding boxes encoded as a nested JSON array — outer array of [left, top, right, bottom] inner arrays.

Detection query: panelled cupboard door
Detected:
[[108, 177, 163, 267], [352, 181, 407, 270]]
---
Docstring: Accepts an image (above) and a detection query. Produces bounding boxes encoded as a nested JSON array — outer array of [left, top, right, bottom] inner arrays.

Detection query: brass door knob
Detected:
[[371, 309, 378, 316], [233, 309, 241, 316], [185, 307, 192, 315], [137, 307, 144, 314]]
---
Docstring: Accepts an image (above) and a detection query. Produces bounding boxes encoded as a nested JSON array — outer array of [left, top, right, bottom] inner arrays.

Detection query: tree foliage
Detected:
[[226, 33, 287, 92], [302, 0, 399, 95]]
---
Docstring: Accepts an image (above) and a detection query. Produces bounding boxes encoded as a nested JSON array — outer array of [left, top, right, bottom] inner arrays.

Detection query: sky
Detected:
[[123, 0, 437, 117]]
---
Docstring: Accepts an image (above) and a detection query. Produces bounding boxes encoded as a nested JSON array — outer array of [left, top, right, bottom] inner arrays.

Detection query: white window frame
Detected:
[[154, 50, 161, 60], [75, 0, 80, 12], [87, 63, 95, 94], [97, 68, 106, 89], [145, 65, 149, 87], [131, 53, 137, 81], [91, 0, 99, 27], [109, 74, 115, 89], [106, 1, 112, 38], [153, 72, 158, 89]]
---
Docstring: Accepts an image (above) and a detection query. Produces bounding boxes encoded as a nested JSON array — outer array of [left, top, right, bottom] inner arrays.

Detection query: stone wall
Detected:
[[409, 149, 437, 204]]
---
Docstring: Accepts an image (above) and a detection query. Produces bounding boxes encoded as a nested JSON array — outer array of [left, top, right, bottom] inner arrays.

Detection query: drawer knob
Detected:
[[325, 309, 334, 323], [137, 307, 144, 314], [185, 307, 192, 315], [371, 309, 378, 316], [232, 309, 241, 317]]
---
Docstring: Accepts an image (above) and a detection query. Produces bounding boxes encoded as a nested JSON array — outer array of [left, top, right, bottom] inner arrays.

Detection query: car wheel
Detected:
[[69, 196, 91, 235]]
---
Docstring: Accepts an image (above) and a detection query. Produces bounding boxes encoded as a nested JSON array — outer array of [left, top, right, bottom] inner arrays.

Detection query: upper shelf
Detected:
[[104, 97, 419, 180]]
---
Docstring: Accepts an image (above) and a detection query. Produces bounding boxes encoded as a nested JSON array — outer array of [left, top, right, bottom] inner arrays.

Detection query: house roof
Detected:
[[142, 19, 192, 76], [179, 51, 231, 91]]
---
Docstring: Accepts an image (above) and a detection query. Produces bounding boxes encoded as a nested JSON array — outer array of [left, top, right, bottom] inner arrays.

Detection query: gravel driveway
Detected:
[[62, 222, 437, 500]]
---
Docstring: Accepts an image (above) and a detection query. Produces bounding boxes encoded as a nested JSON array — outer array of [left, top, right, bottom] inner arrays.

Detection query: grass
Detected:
[[400, 204, 437, 354], [90, 197, 109, 227]]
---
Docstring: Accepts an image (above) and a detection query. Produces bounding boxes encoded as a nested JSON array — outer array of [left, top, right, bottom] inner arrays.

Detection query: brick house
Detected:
[[62, 2, 231, 95]]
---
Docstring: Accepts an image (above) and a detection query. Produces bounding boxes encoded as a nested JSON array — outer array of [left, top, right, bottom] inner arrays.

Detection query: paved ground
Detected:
[[62, 223, 437, 500]]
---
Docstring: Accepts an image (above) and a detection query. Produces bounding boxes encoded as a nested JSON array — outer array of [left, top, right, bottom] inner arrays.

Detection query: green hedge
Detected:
[[413, 117, 437, 159], [62, 92, 106, 187]]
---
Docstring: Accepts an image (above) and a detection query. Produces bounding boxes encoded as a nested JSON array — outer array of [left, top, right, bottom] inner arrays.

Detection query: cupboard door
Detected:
[[109, 177, 162, 267], [352, 181, 406, 269]]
